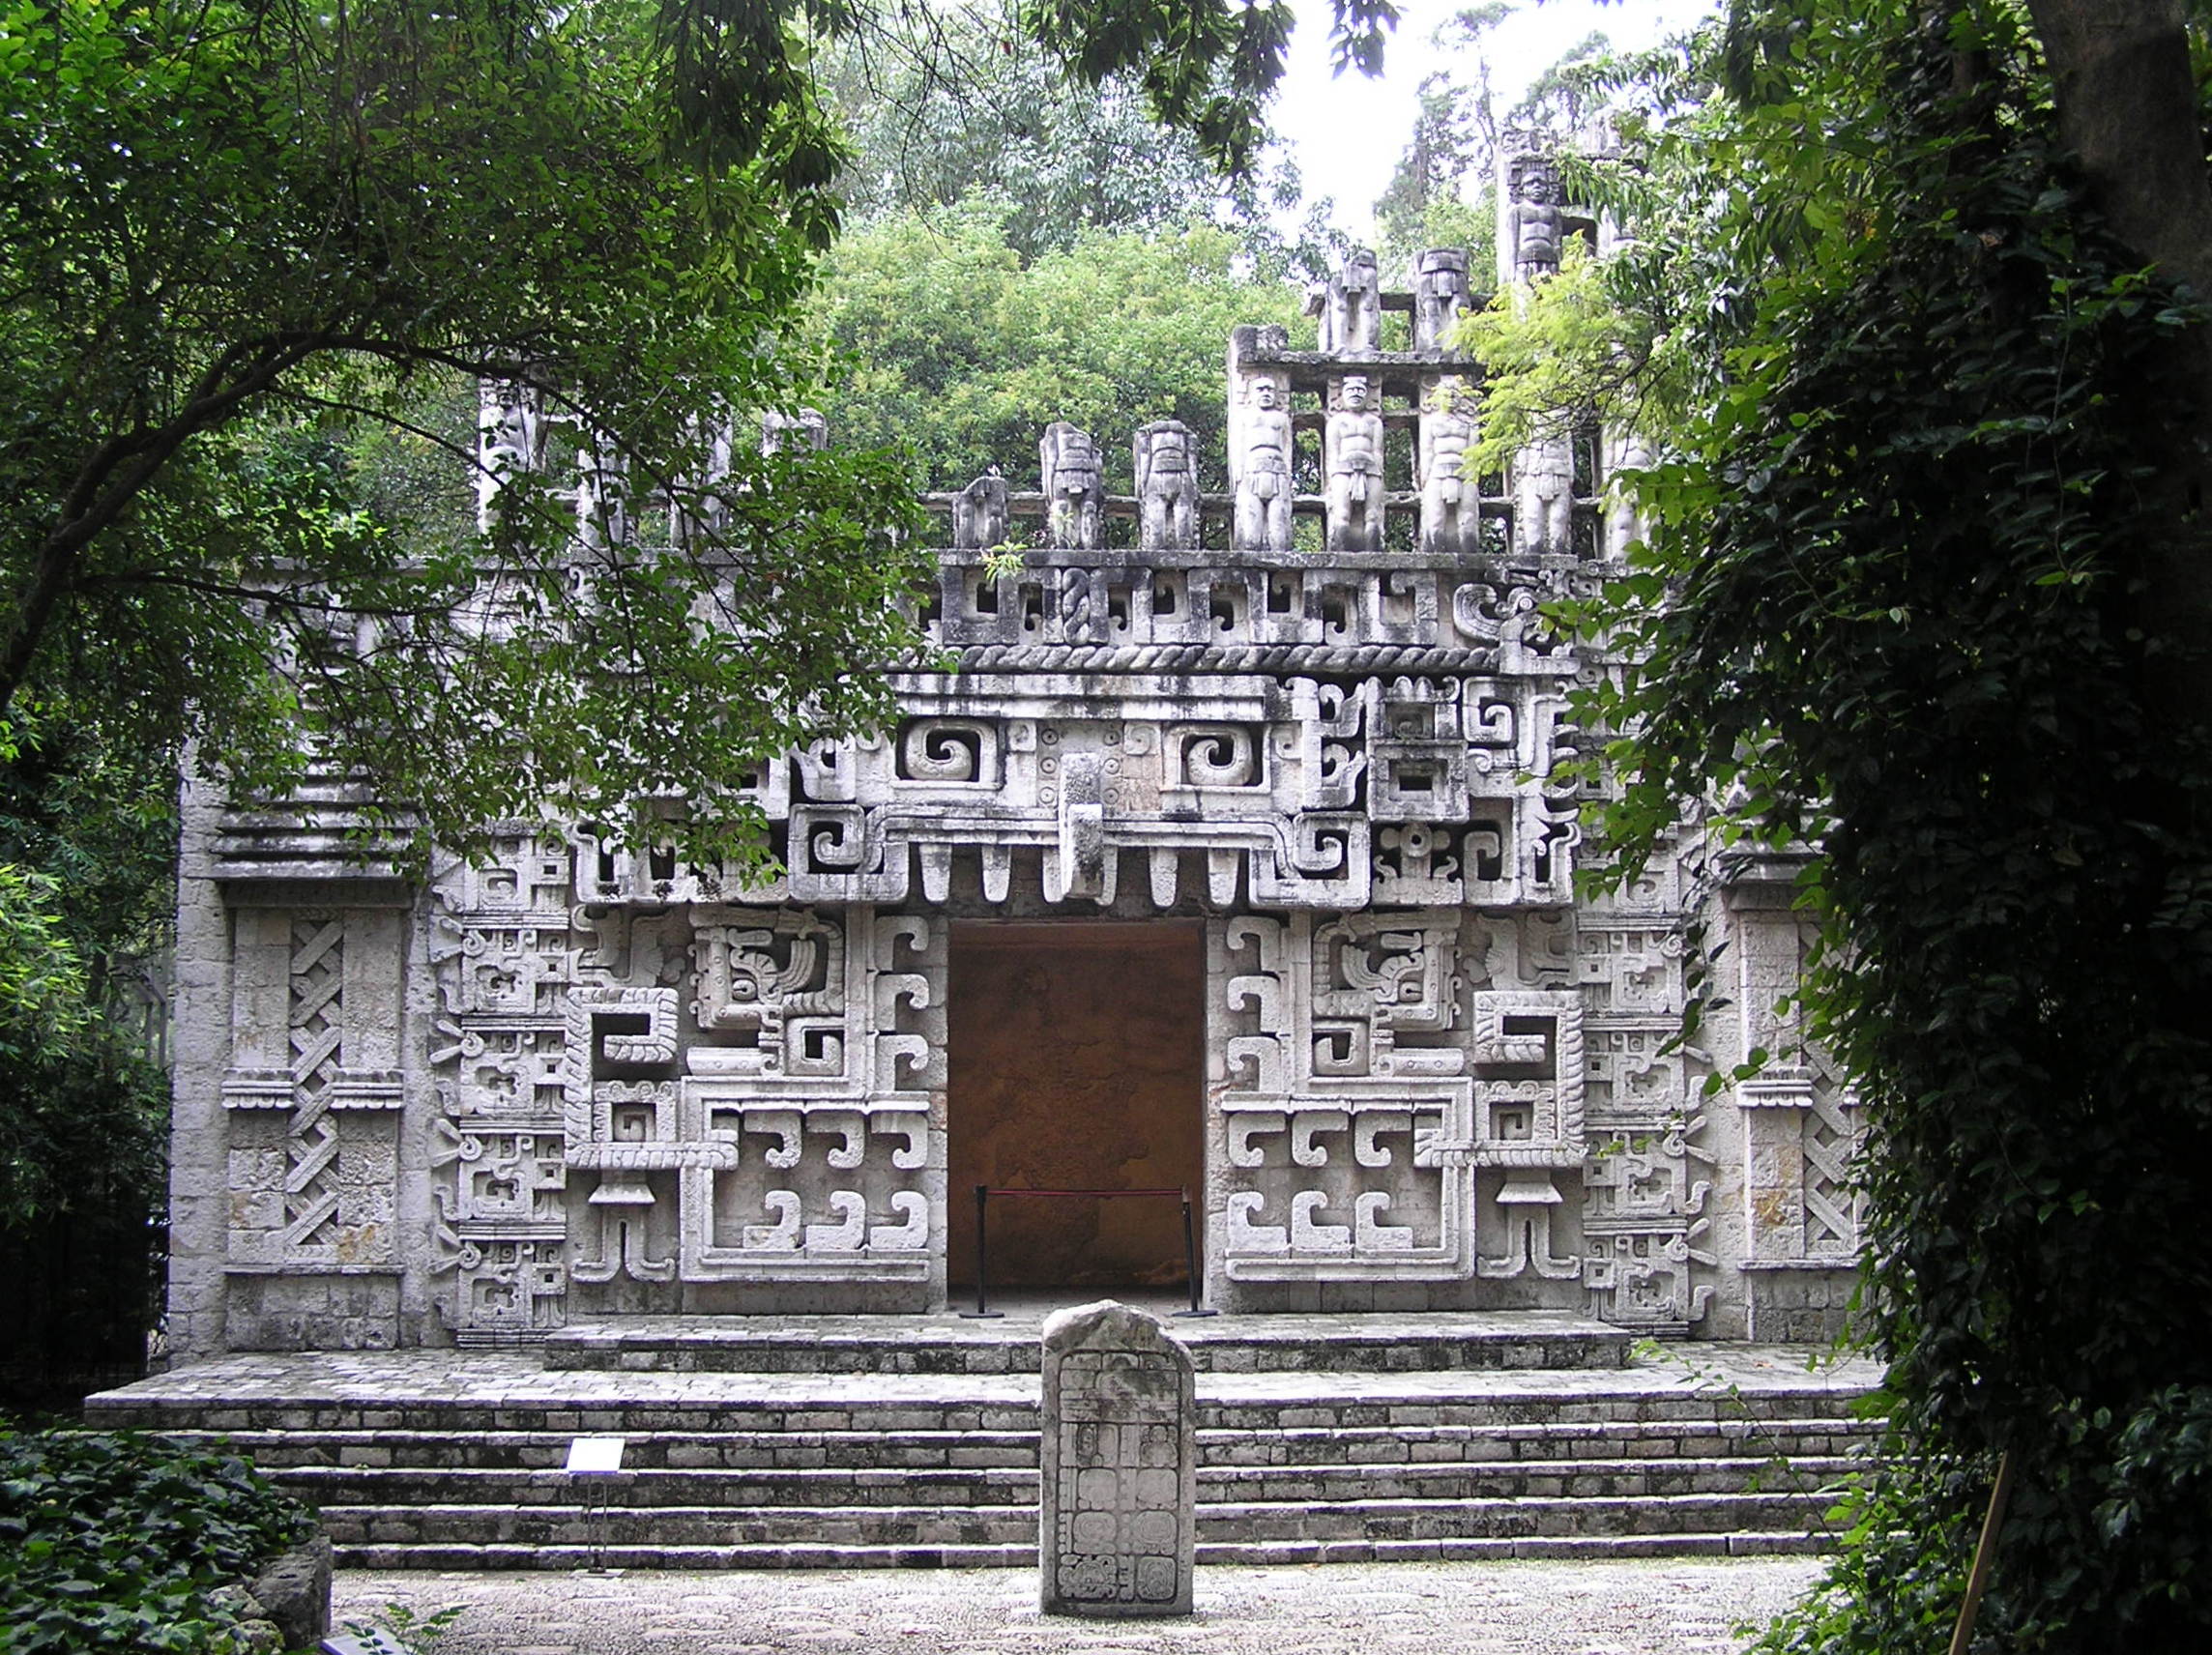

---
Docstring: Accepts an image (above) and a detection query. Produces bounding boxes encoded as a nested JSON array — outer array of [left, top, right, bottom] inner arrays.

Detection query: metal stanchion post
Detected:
[[960, 1182, 1004, 1319], [1174, 1189, 1217, 1318]]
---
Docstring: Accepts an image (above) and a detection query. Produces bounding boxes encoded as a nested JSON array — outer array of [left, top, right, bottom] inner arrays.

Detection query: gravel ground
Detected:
[[334, 1559, 1823, 1655]]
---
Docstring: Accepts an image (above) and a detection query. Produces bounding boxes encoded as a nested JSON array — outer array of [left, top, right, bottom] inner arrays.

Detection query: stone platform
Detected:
[[86, 1310, 1885, 1572], [540, 1304, 1634, 1375]]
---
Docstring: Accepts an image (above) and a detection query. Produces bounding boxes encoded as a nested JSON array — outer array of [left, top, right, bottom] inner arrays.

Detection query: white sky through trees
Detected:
[[1275, 0, 1720, 239]]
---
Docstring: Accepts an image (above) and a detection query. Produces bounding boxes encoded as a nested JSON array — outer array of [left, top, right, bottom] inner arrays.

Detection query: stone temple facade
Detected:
[[164, 203, 1861, 1362]]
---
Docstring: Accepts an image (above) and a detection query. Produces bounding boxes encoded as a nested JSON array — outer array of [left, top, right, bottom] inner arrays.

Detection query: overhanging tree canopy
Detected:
[[1, 0, 928, 864]]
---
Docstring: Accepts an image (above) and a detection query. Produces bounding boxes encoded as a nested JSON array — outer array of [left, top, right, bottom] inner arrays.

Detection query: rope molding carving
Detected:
[[932, 643, 1510, 674]]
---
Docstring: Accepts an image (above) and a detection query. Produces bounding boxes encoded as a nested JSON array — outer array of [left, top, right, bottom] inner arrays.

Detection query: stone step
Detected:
[[333, 1542, 1035, 1570], [164, 1427, 1041, 1471], [99, 1385, 1868, 1437], [1198, 1416, 1883, 1465], [1192, 1532, 1835, 1565], [319, 1502, 1039, 1549], [270, 1451, 1861, 1511], [1200, 1490, 1832, 1544], [312, 1488, 1832, 1554], [325, 1530, 1834, 1571], [160, 1413, 1874, 1472], [539, 1310, 1632, 1376], [1197, 1456, 1863, 1502], [284, 1465, 1041, 1507]]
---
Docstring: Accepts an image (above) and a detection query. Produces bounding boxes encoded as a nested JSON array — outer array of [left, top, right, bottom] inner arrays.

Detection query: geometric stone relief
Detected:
[[424, 841, 579, 1341], [561, 667, 1586, 917], [1575, 890, 1717, 1332], [1738, 1062, 1861, 1263], [556, 905, 944, 1288], [222, 909, 405, 1272], [1208, 911, 1588, 1283]]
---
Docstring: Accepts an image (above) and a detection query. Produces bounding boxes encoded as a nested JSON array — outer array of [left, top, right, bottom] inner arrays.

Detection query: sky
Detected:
[[1270, 0, 1720, 240]]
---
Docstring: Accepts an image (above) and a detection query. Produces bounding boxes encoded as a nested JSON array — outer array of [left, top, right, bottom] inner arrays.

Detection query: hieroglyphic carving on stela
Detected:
[[1040, 1301, 1195, 1618]]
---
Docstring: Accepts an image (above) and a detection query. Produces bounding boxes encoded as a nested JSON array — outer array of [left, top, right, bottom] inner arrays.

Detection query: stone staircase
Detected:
[[85, 1309, 1884, 1570]]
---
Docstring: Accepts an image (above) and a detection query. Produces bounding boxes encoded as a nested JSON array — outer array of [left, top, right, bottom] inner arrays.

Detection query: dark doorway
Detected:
[[946, 920, 1206, 1292]]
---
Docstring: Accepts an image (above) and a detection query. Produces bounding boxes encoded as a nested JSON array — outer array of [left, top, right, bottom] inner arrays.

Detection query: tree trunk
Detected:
[[2025, 0, 2212, 720]]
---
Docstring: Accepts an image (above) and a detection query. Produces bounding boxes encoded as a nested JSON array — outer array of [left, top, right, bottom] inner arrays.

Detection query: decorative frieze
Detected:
[[175, 225, 1844, 1353]]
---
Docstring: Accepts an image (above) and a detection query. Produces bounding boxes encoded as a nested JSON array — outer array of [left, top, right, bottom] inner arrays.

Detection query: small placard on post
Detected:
[[565, 1436, 626, 1475]]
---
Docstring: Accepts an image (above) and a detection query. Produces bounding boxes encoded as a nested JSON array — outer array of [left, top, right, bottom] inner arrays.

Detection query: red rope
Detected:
[[982, 1187, 1186, 1200]]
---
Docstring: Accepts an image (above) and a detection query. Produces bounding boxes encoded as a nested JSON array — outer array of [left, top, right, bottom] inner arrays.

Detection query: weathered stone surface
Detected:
[[249, 1533, 333, 1648], [1039, 1301, 1195, 1615], [162, 175, 1857, 1361]]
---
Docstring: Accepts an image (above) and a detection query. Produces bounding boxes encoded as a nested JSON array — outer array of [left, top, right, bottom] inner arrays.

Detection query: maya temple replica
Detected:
[[102, 154, 1882, 1576]]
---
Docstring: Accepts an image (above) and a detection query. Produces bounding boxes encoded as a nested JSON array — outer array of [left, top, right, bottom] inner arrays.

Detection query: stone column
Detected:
[[1039, 1300, 1196, 1617]]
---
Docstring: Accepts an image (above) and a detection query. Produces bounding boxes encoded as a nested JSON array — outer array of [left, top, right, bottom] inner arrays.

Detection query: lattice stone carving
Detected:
[[223, 910, 404, 1273]]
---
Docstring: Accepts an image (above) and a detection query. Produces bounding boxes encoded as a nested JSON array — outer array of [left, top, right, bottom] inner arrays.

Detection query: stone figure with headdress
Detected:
[[1325, 374, 1385, 553], [1040, 421, 1104, 550], [954, 466, 1008, 550], [1420, 377, 1481, 557], [1135, 421, 1200, 551]]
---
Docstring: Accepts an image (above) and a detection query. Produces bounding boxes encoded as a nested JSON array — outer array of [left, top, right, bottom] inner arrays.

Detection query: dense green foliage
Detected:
[[0, 0, 929, 871], [1482, 3, 2212, 1645], [822, 4, 1223, 259], [811, 205, 1307, 493], [0, 708, 170, 1398], [1369, 6, 1616, 286], [0, 1430, 318, 1654]]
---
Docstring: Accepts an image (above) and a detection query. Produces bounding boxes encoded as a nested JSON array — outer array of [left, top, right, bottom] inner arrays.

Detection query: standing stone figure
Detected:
[[1318, 247, 1382, 353], [1134, 421, 1200, 551], [1505, 154, 1566, 284], [477, 380, 541, 526], [1414, 248, 1472, 351], [1604, 427, 1654, 559], [760, 407, 829, 454], [1039, 1300, 1195, 1618], [954, 466, 1009, 550], [1324, 374, 1385, 553], [1517, 426, 1576, 556], [1419, 378, 1481, 557], [1040, 421, 1104, 550], [1232, 373, 1295, 552], [576, 447, 631, 549]]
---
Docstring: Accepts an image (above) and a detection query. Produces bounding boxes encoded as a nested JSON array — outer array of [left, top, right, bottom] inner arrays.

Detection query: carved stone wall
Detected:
[[164, 235, 1848, 1353]]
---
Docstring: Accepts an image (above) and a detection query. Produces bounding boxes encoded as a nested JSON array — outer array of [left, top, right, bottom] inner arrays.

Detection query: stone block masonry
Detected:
[[164, 218, 1862, 1360]]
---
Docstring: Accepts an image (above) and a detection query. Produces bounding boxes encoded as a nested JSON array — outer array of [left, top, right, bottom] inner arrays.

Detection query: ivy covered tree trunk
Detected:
[[2025, 0, 2212, 721]]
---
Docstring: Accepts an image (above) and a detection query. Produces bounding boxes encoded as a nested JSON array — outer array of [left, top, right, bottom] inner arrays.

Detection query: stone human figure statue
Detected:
[[1413, 248, 1472, 352], [1135, 421, 1200, 551], [1516, 427, 1576, 556], [760, 407, 829, 454], [1232, 374, 1295, 552], [1504, 154, 1565, 284], [576, 448, 631, 548], [1419, 378, 1481, 557], [1324, 374, 1385, 553], [477, 380, 541, 525], [1318, 248, 1382, 353], [953, 466, 1008, 550], [1040, 421, 1104, 550], [1603, 427, 1654, 559]]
